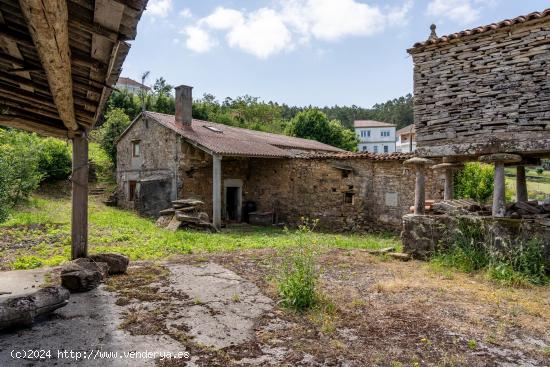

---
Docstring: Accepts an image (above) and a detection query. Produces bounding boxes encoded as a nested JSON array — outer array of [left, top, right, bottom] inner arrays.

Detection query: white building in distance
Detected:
[[396, 124, 416, 152], [353, 120, 396, 154], [116, 77, 151, 95]]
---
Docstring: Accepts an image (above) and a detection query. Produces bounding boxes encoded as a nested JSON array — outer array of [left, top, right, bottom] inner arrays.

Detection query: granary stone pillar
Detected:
[[212, 154, 222, 229], [404, 157, 434, 215], [431, 162, 463, 201], [516, 166, 528, 203], [479, 154, 522, 217]]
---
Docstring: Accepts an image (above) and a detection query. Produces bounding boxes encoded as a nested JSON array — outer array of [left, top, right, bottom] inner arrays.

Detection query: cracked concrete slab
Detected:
[[166, 262, 273, 349], [0, 278, 187, 367]]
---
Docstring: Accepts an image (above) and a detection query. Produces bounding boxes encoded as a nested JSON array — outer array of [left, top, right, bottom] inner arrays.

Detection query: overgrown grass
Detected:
[[0, 195, 400, 270], [431, 218, 548, 286]]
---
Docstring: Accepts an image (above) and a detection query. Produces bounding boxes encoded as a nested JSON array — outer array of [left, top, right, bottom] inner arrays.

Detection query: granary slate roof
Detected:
[[141, 111, 344, 158], [410, 8, 550, 50], [353, 120, 396, 128]]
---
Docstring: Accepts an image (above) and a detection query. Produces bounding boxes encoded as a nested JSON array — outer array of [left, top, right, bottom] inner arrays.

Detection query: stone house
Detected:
[[116, 85, 442, 231]]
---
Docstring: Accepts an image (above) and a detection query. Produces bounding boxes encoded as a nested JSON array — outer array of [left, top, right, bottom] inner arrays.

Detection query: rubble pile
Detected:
[[431, 199, 549, 219], [156, 199, 216, 232]]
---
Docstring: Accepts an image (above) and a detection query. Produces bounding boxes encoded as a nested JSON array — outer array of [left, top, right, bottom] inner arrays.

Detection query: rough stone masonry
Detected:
[[408, 16, 550, 159]]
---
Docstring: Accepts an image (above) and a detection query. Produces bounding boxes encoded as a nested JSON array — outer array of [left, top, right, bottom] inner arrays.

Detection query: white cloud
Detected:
[[147, 0, 172, 17], [427, 0, 481, 24], [184, 0, 413, 58], [179, 8, 192, 18], [387, 0, 414, 27], [201, 7, 244, 30], [183, 26, 216, 53], [226, 8, 292, 58]]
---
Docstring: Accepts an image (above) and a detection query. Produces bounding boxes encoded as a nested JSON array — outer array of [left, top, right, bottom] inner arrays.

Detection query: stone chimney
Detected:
[[175, 85, 193, 128]]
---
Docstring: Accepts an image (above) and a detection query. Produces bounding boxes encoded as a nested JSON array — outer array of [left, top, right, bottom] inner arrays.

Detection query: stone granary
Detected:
[[116, 85, 442, 231], [403, 9, 550, 264]]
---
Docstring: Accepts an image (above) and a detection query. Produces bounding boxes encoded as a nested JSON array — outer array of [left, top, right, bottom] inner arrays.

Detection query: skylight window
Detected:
[[203, 125, 223, 133]]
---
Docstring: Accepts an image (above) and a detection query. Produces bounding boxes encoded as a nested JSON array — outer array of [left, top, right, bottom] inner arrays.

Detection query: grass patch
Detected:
[[1, 195, 400, 270]]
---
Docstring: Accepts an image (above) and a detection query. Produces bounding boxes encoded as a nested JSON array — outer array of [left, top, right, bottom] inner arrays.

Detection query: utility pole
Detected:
[[141, 71, 150, 115]]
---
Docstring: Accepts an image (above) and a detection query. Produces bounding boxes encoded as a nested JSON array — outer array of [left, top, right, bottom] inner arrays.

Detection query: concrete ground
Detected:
[[0, 262, 272, 366]]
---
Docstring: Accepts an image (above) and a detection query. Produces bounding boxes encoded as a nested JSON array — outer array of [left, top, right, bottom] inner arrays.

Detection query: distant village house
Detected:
[[116, 77, 150, 95], [353, 120, 396, 154], [396, 124, 416, 153]]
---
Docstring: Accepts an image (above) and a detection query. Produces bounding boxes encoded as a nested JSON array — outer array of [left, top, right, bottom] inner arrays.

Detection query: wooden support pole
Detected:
[[516, 166, 528, 203], [71, 133, 88, 259], [414, 165, 426, 215], [493, 161, 506, 217], [212, 155, 222, 230]]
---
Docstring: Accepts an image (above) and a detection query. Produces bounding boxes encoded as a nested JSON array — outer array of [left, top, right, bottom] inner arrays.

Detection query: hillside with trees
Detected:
[[103, 76, 414, 155]]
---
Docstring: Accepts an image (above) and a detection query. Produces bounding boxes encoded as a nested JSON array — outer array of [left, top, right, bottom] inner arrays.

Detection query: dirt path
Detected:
[[1, 249, 549, 366]]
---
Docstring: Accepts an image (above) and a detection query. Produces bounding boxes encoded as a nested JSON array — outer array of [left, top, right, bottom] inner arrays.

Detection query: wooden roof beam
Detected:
[[0, 114, 67, 138], [19, 0, 78, 132]]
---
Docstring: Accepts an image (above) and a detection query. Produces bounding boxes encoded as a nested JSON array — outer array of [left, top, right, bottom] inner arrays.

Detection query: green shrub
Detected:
[[37, 138, 72, 181], [0, 129, 43, 206], [278, 245, 319, 311], [454, 163, 494, 203], [89, 142, 114, 183], [536, 168, 544, 175], [277, 218, 320, 311]]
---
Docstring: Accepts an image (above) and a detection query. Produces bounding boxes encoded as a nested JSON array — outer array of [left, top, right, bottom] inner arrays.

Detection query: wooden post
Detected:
[[516, 166, 528, 203], [71, 133, 88, 259], [212, 155, 222, 229], [493, 161, 506, 217]]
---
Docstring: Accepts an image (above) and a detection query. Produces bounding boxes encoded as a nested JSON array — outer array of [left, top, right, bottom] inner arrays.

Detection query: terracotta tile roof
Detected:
[[353, 120, 396, 128], [298, 151, 415, 161], [396, 124, 415, 136], [410, 8, 550, 50], [144, 111, 343, 158]]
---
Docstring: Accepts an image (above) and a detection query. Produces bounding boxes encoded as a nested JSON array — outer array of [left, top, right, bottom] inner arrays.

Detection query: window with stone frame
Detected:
[[132, 140, 141, 157]]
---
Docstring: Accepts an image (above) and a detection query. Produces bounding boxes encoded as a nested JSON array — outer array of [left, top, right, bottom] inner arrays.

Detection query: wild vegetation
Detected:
[[454, 162, 495, 203], [431, 217, 548, 286], [0, 193, 399, 271]]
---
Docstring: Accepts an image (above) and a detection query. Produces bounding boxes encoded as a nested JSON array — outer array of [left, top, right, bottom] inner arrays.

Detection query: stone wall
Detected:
[[402, 214, 550, 270], [116, 115, 182, 216], [117, 116, 443, 229], [179, 153, 443, 232], [409, 18, 550, 158]]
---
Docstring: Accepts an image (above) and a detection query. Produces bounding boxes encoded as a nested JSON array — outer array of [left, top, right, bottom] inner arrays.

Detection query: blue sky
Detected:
[[122, 0, 550, 107]]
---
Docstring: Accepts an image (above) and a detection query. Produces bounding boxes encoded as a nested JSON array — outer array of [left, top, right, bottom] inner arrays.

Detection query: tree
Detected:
[[98, 108, 131, 164], [107, 89, 141, 120], [0, 129, 43, 221], [454, 163, 494, 203], [37, 138, 72, 181], [286, 109, 358, 151]]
